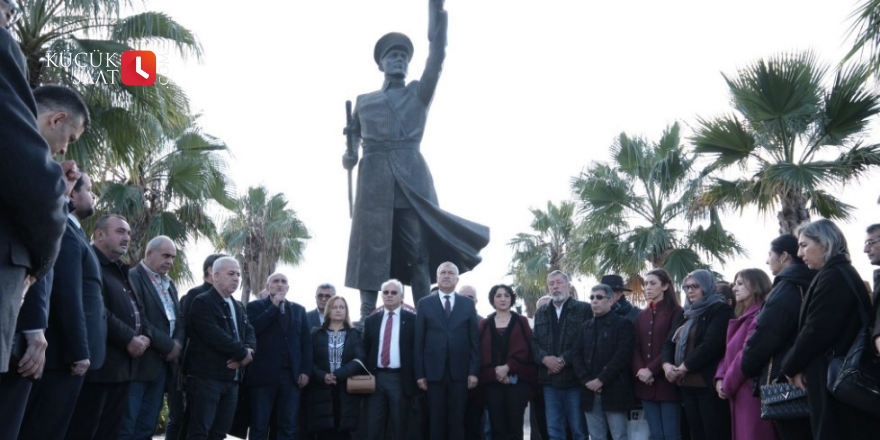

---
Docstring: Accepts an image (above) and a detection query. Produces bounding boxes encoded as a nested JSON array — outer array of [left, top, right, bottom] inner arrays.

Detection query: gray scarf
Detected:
[[673, 274, 723, 366]]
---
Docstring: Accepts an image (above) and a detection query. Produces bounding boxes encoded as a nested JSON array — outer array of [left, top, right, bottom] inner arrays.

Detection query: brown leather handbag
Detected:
[[346, 359, 375, 394]]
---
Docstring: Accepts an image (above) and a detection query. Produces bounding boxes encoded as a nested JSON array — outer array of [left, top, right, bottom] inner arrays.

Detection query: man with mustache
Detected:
[[67, 215, 153, 440], [124, 236, 183, 439], [532, 270, 593, 440]]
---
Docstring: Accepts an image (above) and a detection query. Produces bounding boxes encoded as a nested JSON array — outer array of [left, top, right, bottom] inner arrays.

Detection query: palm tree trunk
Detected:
[[777, 189, 810, 235]]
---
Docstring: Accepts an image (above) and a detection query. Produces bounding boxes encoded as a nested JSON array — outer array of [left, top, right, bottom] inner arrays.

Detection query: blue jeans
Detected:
[[584, 394, 628, 440], [642, 400, 681, 440], [542, 385, 587, 440], [250, 375, 301, 440], [119, 367, 167, 440]]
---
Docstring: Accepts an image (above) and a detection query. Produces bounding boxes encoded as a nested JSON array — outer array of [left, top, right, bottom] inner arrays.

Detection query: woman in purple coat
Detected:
[[633, 269, 683, 440], [714, 269, 777, 440]]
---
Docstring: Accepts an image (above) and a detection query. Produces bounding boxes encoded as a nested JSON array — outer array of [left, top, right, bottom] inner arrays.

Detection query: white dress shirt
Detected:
[[377, 306, 401, 369]]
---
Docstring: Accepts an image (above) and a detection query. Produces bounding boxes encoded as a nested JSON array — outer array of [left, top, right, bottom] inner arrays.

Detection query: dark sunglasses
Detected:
[[682, 284, 701, 291], [316, 293, 333, 299], [589, 295, 608, 301], [381, 290, 400, 296]]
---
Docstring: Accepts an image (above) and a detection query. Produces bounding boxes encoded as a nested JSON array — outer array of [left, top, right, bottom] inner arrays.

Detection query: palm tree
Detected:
[[571, 123, 744, 288], [845, 0, 880, 74], [508, 200, 578, 317], [12, 0, 202, 171], [215, 186, 311, 305], [91, 116, 233, 283], [691, 51, 880, 235]]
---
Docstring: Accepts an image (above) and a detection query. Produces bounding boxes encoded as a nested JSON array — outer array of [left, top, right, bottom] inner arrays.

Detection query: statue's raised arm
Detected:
[[419, 0, 447, 105]]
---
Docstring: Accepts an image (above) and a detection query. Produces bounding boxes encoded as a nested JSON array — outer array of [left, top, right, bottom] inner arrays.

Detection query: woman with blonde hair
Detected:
[[714, 269, 776, 440], [308, 296, 367, 439]]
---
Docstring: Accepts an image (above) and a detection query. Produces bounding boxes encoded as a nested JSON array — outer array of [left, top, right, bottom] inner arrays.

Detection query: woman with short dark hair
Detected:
[[478, 284, 536, 440]]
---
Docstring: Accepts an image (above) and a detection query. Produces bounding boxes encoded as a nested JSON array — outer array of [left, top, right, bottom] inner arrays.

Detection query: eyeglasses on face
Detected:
[[682, 284, 701, 291], [381, 290, 399, 296], [316, 293, 333, 299], [865, 239, 880, 248], [589, 294, 608, 301]]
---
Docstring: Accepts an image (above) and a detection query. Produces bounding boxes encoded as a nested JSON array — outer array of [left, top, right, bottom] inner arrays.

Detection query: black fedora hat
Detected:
[[374, 32, 414, 65], [600, 275, 631, 292]]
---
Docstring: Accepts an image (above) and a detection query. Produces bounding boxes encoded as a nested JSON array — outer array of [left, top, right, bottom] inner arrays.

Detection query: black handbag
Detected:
[[825, 268, 880, 417], [760, 357, 810, 420]]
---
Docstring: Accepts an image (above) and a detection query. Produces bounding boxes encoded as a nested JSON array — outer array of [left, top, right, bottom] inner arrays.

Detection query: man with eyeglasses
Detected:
[[307, 283, 335, 329], [363, 279, 418, 440], [572, 285, 636, 440], [866, 224, 880, 354]]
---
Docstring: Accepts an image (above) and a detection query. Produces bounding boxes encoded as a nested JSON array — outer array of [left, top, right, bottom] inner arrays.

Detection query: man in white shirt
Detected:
[[363, 279, 418, 440]]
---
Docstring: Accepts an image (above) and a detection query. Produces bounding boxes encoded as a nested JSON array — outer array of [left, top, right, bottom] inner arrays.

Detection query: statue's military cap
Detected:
[[374, 32, 414, 65]]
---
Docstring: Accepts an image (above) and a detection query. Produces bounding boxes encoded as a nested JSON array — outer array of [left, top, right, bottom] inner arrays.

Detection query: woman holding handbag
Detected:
[[714, 269, 776, 440], [740, 235, 815, 440], [309, 295, 367, 440], [633, 268, 683, 440], [780, 219, 880, 439]]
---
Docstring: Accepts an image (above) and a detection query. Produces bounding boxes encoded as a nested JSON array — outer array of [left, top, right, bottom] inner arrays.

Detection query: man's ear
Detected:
[[49, 111, 69, 128]]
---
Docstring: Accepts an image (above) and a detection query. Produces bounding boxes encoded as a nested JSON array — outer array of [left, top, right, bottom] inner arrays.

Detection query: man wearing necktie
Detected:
[[415, 262, 480, 440], [17, 172, 105, 440], [363, 279, 418, 440], [245, 272, 312, 440]]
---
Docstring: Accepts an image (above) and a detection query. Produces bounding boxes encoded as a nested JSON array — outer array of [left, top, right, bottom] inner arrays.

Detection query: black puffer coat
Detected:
[[740, 263, 815, 388]]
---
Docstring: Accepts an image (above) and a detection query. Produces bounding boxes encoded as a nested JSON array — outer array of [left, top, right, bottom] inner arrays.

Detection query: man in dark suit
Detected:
[[67, 214, 153, 440], [186, 256, 256, 439], [0, 20, 69, 376], [18, 173, 105, 440], [415, 262, 480, 440], [246, 272, 312, 440], [2, 81, 91, 439], [125, 236, 184, 439], [363, 279, 418, 440]]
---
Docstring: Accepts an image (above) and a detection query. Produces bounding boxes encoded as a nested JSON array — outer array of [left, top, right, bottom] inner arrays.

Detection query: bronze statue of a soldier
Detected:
[[343, 0, 490, 321]]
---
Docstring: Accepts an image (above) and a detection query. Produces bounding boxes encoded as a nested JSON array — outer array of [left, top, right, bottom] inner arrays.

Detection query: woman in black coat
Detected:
[[309, 296, 367, 440], [740, 234, 815, 440], [662, 269, 734, 440], [780, 219, 880, 440]]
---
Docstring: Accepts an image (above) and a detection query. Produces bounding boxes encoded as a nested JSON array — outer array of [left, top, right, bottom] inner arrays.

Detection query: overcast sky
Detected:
[[145, 0, 880, 316]]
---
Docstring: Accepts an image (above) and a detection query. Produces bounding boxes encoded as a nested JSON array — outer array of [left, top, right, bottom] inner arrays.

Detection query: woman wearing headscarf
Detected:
[[714, 269, 776, 440], [740, 234, 815, 440], [780, 219, 880, 439], [633, 268, 684, 440], [662, 269, 734, 440]]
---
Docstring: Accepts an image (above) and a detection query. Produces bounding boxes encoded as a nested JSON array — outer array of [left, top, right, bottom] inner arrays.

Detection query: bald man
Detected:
[[125, 235, 183, 439]]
